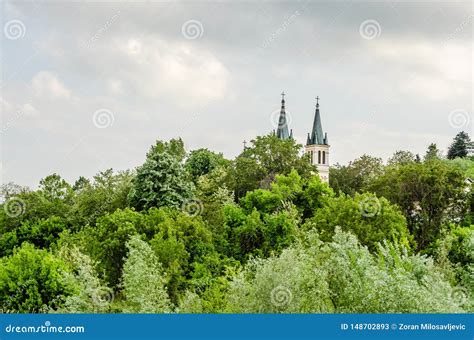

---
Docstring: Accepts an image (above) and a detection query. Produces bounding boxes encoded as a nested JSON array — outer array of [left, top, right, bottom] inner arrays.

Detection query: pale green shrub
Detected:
[[225, 229, 466, 313], [58, 246, 113, 313], [121, 235, 172, 313]]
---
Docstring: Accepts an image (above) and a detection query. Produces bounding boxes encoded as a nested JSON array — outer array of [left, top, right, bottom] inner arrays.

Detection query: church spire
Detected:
[[276, 91, 290, 140], [307, 96, 327, 145]]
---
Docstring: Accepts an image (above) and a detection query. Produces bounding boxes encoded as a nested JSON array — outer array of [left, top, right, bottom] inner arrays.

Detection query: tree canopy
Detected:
[[0, 132, 472, 314]]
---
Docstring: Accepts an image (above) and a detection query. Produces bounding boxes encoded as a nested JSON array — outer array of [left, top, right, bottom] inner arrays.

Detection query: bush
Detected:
[[224, 229, 465, 313]]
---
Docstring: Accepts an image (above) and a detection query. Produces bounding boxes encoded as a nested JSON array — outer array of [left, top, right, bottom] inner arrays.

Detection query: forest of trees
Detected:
[[0, 131, 473, 313]]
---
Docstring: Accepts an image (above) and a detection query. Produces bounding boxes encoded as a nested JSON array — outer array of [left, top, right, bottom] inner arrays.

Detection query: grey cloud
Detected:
[[2, 0, 472, 187]]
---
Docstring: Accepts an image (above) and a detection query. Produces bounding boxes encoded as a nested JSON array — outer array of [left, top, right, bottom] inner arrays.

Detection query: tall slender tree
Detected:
[[424, 143, 441, 161], [447, 132, 472, 159]]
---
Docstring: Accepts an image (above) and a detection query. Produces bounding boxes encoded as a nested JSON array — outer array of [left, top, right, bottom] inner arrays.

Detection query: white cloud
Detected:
[[375, 40, 470, 101], [20, 103, 38, 116], [31, 71, 71, 99], [112, 37, 231, 108], [1, 97, 38, 121], [0, 97, 13, 112], [106, 78, 124, 96]]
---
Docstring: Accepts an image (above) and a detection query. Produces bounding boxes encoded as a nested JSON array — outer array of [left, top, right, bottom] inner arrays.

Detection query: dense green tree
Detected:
[[72, 169, 133, 226], [370, 160, 467, 250], [448, 131, 472, 160], [39, 174, 74, 202], [446, 157, 474, 178], [240, 170, 332, 220], [329, 155, 383, 196], [387, 150, 415, 166], [0, 216, 68, 256], [148, 138, 187, 162], [148, 208, 215, 301], [194, 166, 234, 253], [0, 243, 76, 313], [432, 225, 474, 296], [128, 139, 194, 211], [72, 176, 90, 192], [223, 203, 300, 262], [304, 193, 411, 251], [231, 134, 315, 198], [0, 174, 77, 256], [231, 156, 266, 198], [85, 208, 146, 286], [424, 143, 442, 161], [185, 148, 228, 180], [0, 174, 74, 233]]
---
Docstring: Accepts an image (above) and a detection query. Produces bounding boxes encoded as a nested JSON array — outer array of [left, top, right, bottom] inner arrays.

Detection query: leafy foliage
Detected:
[[447, 131, 472, 160], [425, 143, 442, 161], [304, 193, 411, 251], [1, 135, 472, 314], [329, 155, 383, 196], [0, 243, 76, 313], [231, 134, 315, 198], [128, 139, 194, 211], [185, 149, 228, 180], [387, 150, 415, 166], [122, 236, 172, 313], [59, 246, 113, 313], [225, 229, 465, 313], [371, 160, 467, 250]]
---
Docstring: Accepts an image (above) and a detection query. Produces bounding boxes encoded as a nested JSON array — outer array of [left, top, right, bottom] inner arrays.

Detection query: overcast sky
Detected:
[[1, 0, 473, 188]]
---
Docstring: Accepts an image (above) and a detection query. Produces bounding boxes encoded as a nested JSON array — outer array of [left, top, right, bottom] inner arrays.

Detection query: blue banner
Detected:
[[0, 314, 472, 339]]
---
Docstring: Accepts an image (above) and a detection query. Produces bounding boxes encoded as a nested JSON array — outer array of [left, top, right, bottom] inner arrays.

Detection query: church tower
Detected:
[[276, 92, 293, 140], [305, 97, 330, 183]]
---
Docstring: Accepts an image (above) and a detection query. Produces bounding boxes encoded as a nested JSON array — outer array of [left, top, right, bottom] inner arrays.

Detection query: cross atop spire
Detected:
[[276, 92, 290, 140], [307, 95, 328, 145]]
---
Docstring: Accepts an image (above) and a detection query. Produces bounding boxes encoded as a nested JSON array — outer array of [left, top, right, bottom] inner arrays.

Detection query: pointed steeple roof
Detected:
[[307, 96, 328, 145], [276, 92, 290, 140]]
